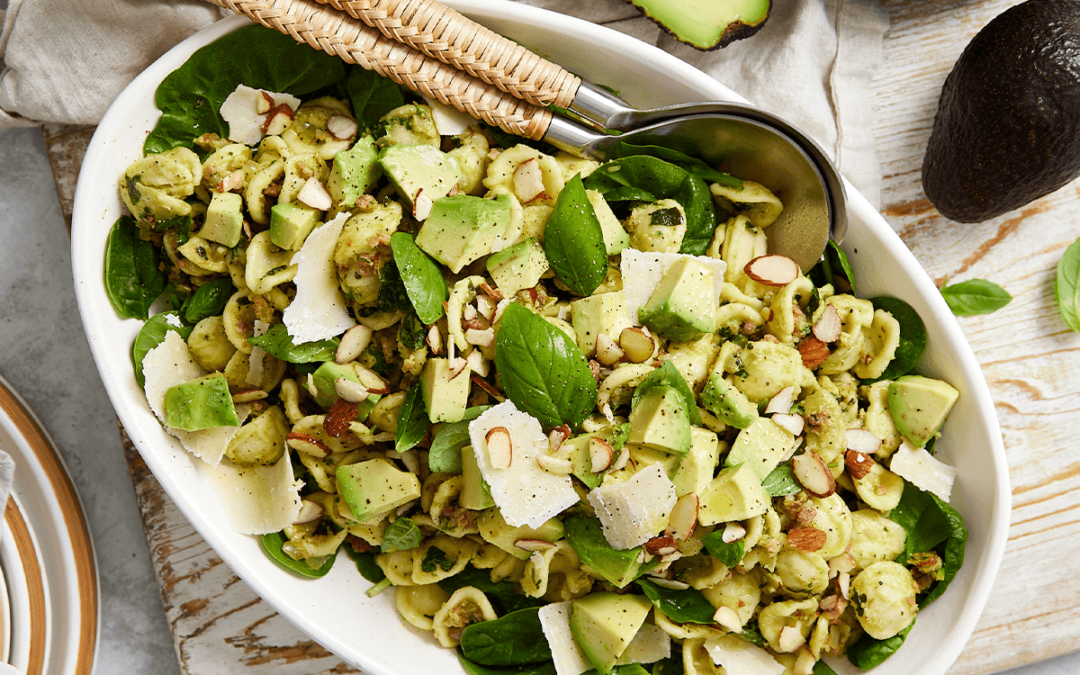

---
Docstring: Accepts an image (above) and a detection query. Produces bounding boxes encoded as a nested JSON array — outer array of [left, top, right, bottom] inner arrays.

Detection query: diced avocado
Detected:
[[198, 191, 244, 248], [477, 508, 563, 560], [627, 386, 692, 456], [586, 189, 630, 254], [637, 257, 716, 342], [327, 134, 381, 209], [698, 463, 769, 525], [486, 238, 550, 296], [164, 373, 239, 431], [309, 362, 380, 418], [625, 445, 682, 482], [571, 291, 634, 357], [887, 375, 960, 448], [460, 443, 495, 510], [565, 517, 656, 588], [723, 417, 796, 482], [378, 143, 459, 208], [671, 427, 721, 498], [415, 194, 512, 273], [701, 373, 758, 429], [569, 592, 653, 674], [337, 458, 421, 522], [421, 357, 471, 423], [269, 201, 322, 251]]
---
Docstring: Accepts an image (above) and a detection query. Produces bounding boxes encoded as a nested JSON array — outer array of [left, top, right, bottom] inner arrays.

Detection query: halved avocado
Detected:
[[624, 0, 771, 50]]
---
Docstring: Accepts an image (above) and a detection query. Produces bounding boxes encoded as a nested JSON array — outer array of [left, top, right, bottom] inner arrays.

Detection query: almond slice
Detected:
[[262, 104, 294, 136], [536, 454, 573, 475], [297, 177, 332, 211], [845, 449, 875, 480], [475, 294, 496, 321], [257, 91, 274, 114], [514, 538, 556, 552], [336, 324, 373, 364], [219, 169, 246, 193], [744, 254, 800, 287], [812, 304, 842, 343], [486, 427, 513, 469], [644, 534, 678, 556], [286, 432, 331, 457], [465, 327, 495, 348], [765, 386, 796, 415], [722, 521, 747, 544], [609, 444, 629, 472], [595, 333, 626, 366], [466, 349, 490, 378], [791, 452, 836, 498], [619, 326, 656, 363], [334, 377, 370, 404], [845, 428, 883, 454], [413, 188, 433, 221], [797, 336, 831, 368], [665, 493, 699, 542], [327, 114, 359, 140], [426, 325, 444, 355], [772, 413, 805, 436], [787, 527, 827, 552], [548, 424, 571, 453], [713, 606, 743, 633], [448, 356, 469, 379], [589, 436, 615, 473], [354, 366, 390, 395], [293, 499, 324, 524], [513, 158, 545, 202]]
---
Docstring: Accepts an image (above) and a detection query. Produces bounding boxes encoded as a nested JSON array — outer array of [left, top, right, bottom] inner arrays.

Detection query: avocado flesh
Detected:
[[624, 0, 771, 50], [887, 375, 959, 448], [569, 592, 652, 674], [922, 0, 1080, 222]]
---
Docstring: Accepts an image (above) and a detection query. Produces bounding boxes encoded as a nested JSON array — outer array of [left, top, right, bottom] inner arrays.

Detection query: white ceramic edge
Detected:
[[69, 4, 1009, 675], [0, 545, 9, 663], [3, 493, 53, 673], [0, 506, 31, 671]]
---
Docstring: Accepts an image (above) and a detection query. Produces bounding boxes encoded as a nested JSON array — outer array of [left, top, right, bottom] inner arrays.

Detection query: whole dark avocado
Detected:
[[922, 0, 1080, 222]]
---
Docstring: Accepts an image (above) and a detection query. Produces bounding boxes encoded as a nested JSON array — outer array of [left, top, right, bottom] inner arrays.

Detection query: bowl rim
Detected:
[[71, 5, 1010, 674]]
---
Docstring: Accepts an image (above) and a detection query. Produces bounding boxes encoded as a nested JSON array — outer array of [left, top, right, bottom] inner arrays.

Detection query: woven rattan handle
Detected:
[[314, 0, 581, 109], [204, 0, 552, 140]]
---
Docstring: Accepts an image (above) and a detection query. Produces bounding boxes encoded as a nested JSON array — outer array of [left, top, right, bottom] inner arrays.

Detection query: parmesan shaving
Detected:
[[621, 249, 727, 324], [197, 450, 303, 535], [283, 212, 356, 343]]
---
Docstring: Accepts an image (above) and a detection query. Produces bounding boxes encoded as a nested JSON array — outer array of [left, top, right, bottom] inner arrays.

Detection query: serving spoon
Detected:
[[205, 0, 844, 270]]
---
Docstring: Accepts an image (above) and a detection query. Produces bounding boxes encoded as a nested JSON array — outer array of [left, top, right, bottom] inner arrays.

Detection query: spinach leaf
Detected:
[[1056, 236, 1080, 332], [427, 406, 492, 473], [145, 25, 346, 154], [867, 297, 926, 382], [395, 382, 430, 453], [260, 531, 336, 578], [674, 174, 718, 256], [650, 655, 685, 675], [381, 517, 422, 553], [737, 621, 767, 648], [564, 516, 656, 588], [421, 546, 456, 573], [368, 258, 414, 315], [702, 530, 746, 568], [813, 661, 839, 674], [940, 279, 1012, 316], [762, 461, 801, 497], [846, 619, 913, 670], [391, 232, 449, 324], [457, 653, 557, 675], [247, 323, 338, 363], [132, 311, 194, 388], [630, 360, 702, 426], [614, 141, 741, 186], [495, 303, 598, 429], [888, 482, 967, 605], [460, 607, 552, 666], [345, 66, 407, 133], [341, 542, 386, 583], [183, 276, 233, 324], [105, 215, 167, 320], [809, 240, 856, 294], [439, 565, 545, 615], [543, 174, 609, 297], [637, 578, 716, 624], [399, 312, 427, 351]]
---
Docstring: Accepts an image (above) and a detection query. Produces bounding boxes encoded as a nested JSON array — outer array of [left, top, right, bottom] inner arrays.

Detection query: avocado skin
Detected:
[[923, 0, 1080, 222]]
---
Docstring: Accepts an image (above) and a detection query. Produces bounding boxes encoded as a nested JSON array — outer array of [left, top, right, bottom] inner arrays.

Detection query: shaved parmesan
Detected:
[[587, 463, 677, 550], [890, 439, 957, 502], [219, 85, 300, 146], [197, 451, 303, 535], [142, 331, 250, 466], [620, 249, 726, 324], [538, 602, 592, 675], [703, 634, 785, 675], [283, 212, 356, 343], [422, 95, 477, 136], [468, 401, 578, 528], [617, 623, 671, 665]]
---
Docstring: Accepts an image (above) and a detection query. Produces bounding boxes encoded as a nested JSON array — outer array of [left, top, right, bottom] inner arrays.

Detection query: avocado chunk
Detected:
[[723, 416, 796, 482], [378, 143, 459, 209], [698, 462, 770, 525], [586, 189, 630, 254], [486, 237, 550, 296], [309, 362, 380, 418], [627, 386, 692, 455], [164, 373, 239, 431], [415, 194, 512, 273], [198, 191, 244, 248], [671, 426, 720, 497], [564, 516, 657, 588], [701, 373, 759, 429], [421, 357, 471, 422], [327, 134, 381, 209], [337, 458, 422, 522], [623, 0, 771, 50], [923, 0, 1080, 221], [637, 257, 716, 342], [269, 201, 322, 251], [460, 443, 495, 510], [478, 508, 564, 560], [571, 291, 634, 357], [887, 375, 959, 448], [569, 592, 653, 674]]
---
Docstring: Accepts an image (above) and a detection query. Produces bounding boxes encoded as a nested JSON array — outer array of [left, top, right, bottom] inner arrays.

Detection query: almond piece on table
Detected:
[[791, 452, 836, 498], [722, 521, 747, 543], [514, 538, 556, 552], [293, 499, 325, 524], [334, 377, 370, 404], [812, 304, 842, 343], [647, 577, 690, 591], [744, 254, 800, 286], [798, 336, 831, 368], [777, 625, 806, 653], [787, 526, 827, 552], [536, 454, 573, 475], [486, 427, 513, 469], [323, 399, 359, 438], [595, 333, 626, 366], [845, 449, 876, 480], [413, 188, 434, 221]]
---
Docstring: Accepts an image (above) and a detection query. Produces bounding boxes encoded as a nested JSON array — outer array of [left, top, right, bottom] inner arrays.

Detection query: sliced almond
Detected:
[[589, 436, 615, 473], [463, 304, 478, 322], [426, 324, 444, 355], [609, 444, 630, 472], [326, 114, 359, 140], [413, 188, 433, 221], [479, 281, 504, 303], [838, 571, 851, 599], [828, 553, 856, 578], [647, 577, 689, 591], [513, 158, 545, 203], [334, 377, 370, 404], [354, 366, 390, 395], [644, 534, 678, 556], [712, 606, 743, 633], [619, 326, 656, 363], [470, 373, 504, 401], [466, 349, 490, 378], [219, 169, 245, 193], [791, 452, 836, 498], [475, 294, 496, 321], [665, 493, 699, 542], [722, 521, 747, 544], [514, 538, 556, 552], [293, 499, 324, 524], [777, 625, 807, 653], [812, 304, 842, 343], [286, 432, 331, 457], [548, 424, 571, 453], [797, 336, 831, 368], [232, 389, 268, 403], [845, 449, 875, 480], [262, 105, 294, 136], [448, 356, 469, 379], [744, 254, 800, 287], [256, 91, 274, 114], [536, 454, 573, 475], [794, 648, 817, 675], [764, 386, 796, 415], [787, 526, 827, 552], [396, 448, 421, 475], [595, 333, 626, 366], [845, 428, 883, 454], [297, 177, 332, 211], [336, 324, 373, 364], [486, 427, 513, 469], [323, 399, 359, 438], [771, 413, 805, 436], [465, 327, 495, 348]]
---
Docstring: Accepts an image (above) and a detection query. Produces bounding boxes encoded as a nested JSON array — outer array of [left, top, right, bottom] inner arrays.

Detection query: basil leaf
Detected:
[[395, 383, 430, 453], [1056, 236, 1080, 332], [809, 240, 857, 294], [341, 544, 386, 583], [614, 141, 741, 186], [702, 530, 746, 568], [183, 277, 233, 324], [132, 311, 194, 388], [813, 660, 839, 674], [637, 578, 716, 624], [738, 622, 767, 648], [940, 278, 1012, 316], [846, 619, 914, 670], [391, 232, 449, 324], [762, 461, 801, 497], [867, 297, 926, 381], [427, 406, 492, 473], [673, 174, 718, 256], [399, 312, 427, 351], [260, 531, 336, 578], [145, 25, 346, 154], [381, 517, 422, 553], [543, 174, 609, 297], [650, 655, 685, 675], [460, 607, 551, 666], [631, 360, 702, 426], [439, 566, 545, 615], [495, 303, 598, 429], [247, 323, 338, 363], [104, 215, 167, 320], [889, 483, 967, 606], [346, 66, 407, 133], [458, 653, 557, 675]]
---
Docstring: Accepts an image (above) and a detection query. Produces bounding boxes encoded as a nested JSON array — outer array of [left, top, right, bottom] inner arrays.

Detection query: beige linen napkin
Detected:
[[0, 0, 888, 207]]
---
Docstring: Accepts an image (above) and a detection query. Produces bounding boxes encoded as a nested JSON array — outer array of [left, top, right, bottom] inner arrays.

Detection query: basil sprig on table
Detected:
[[542, 174, 609, 297], [390, 232, 449, 324], [1056, 236, 1080, 332], [940, 278, 1012, 316], [104, 215, 167, 320]]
